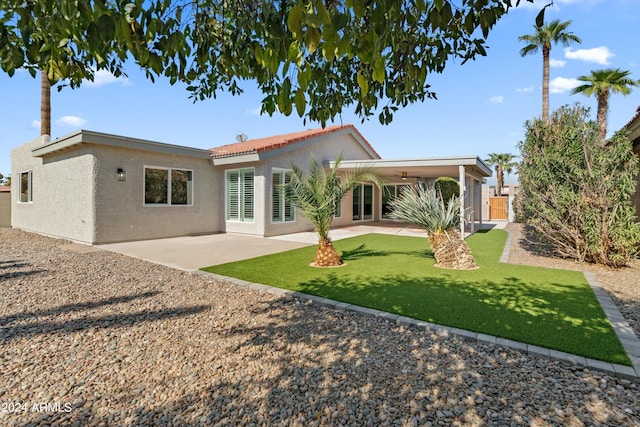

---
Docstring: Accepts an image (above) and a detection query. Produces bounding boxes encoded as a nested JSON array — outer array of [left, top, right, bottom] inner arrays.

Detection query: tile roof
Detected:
[[624, 105, 640, 129], [0, 185, 10, 193], [209, 124, 380, 159]]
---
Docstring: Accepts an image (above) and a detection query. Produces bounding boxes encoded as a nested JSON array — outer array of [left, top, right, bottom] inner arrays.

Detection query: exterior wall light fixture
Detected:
[[116, 168, 126, 181]]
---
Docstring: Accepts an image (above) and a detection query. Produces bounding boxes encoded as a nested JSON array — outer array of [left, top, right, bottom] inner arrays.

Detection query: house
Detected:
[[624, 106, 640, 217], [11, 125, 491, 244], [0, 185, 10, 227]]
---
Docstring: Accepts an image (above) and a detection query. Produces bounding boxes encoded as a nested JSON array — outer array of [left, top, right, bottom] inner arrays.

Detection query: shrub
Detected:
[[518, 104, 640, 267], [434, 176, 460, 205], [388, 185, 476, 270]]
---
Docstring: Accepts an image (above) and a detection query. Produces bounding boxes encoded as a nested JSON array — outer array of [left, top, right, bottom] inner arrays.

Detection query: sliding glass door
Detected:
[[352, 184, 373, 221]]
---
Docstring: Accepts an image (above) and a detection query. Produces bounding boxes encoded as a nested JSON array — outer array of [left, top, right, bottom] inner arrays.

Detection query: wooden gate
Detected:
[[489, 197, 508, 220]]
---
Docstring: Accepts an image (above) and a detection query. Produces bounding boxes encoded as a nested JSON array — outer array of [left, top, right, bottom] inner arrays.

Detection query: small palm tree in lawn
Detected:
[[571, 68, 640, 144], [519, 20, 581, 124], [388, 185, 477, 270], [287, 154, 382, 267], [484, 153, 518, 195]]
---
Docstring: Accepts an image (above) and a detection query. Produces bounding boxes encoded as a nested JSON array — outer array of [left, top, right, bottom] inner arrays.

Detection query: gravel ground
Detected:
[[1, 227, 639, 426]]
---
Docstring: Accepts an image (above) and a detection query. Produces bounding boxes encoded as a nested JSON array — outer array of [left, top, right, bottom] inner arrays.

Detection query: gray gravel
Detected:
[[1, 228, 639, 426]]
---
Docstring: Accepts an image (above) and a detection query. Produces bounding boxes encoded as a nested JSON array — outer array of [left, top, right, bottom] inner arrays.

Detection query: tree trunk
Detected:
[[41, 69, 51, 136], [542, 43, 550, 124], [596, 90, 609, 145], [497, 165, 504, 196], [428, 229, 477, 270], [314, 239, 342, 267]]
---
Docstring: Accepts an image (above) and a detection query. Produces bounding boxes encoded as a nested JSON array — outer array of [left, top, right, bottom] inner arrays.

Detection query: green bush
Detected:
[[434, 177, 460, 205], [518, 104, 640, 267]]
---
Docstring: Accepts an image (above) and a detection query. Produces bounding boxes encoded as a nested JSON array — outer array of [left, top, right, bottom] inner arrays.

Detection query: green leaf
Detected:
[[372, 57, 385, 83], [353, 0, 365, 18], [305, 27, 321, 54], [294, 89, 306, 117], [434, 0, 445, 12], [287, 6, 304, 37], [298, 66, 311, 90], [535, 4, 550, 28], [317, 0, 331, 25], [357, 70, 368, 98]]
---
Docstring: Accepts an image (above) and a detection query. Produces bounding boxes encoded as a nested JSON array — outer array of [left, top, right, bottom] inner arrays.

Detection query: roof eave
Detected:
[[331, 156, 493, 177], [31, 130, 212, 159], [211, 153, 261, 165]]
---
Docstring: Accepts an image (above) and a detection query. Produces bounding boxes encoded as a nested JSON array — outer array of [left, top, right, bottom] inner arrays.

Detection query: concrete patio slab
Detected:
[[97, 233, 312, 271]]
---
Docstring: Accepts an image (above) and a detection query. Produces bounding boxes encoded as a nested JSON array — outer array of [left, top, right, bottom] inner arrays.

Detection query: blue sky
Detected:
[[1, 0, 638, 185]]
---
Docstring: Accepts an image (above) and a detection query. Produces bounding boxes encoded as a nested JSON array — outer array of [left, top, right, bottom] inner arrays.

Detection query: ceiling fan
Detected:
[[396, 171, 422, 180]]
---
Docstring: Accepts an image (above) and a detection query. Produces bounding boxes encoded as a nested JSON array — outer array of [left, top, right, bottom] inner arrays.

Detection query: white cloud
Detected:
[[516, 86, 534, 94], [56, 115, 87, 127], [564, 46, 614, 65], [31, 120, 40, 129], [549, 77, 581, 94], [489, 96, 504, 104], [83, 69, 131, 88], [512, 0, 605, 10], [246, 106, 262, 116], [550, 59, 566, 68]]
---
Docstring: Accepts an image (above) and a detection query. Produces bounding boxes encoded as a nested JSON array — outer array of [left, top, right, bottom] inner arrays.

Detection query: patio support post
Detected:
[[468, 175, 475, 235], [476, 178, 483, 227], [459, 165, 466, 238]]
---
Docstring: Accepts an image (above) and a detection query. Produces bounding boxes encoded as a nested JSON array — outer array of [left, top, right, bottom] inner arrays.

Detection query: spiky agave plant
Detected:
[[287, 154, 382, 267], [388, 185, 477, 270]]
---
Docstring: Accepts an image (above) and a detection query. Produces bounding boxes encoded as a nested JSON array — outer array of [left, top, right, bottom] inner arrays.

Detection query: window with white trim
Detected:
[[144, 167, 193, 206], [226, 168, 254, 221], [272, 169, 294, 222], [19, 170, 32, 203]]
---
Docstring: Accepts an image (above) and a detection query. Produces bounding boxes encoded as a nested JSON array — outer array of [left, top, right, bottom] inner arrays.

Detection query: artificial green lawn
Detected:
[[202, 230, 630, 365]]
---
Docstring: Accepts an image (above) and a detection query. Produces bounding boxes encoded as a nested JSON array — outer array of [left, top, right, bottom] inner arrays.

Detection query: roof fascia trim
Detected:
[[32, 130, 211, 159]]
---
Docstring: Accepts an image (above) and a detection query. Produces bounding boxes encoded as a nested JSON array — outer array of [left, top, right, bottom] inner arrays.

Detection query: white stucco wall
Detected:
[[92, 145, 223, 243], [11, 136, 96, 243], [256, 131, 379, 237], [12, 135, 224, 244]]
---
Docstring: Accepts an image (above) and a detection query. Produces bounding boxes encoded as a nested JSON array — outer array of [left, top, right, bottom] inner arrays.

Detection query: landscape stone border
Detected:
[[194, 228, 640, 380]]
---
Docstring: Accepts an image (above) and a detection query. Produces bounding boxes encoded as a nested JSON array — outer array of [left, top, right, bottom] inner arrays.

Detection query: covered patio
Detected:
[[332, 156, 493, 237]]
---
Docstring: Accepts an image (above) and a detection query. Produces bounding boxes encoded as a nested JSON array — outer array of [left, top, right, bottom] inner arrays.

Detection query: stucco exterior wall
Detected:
[[257, 131, 379, 236], [11, 136, 96, 242], [92, 145, 222, 243]]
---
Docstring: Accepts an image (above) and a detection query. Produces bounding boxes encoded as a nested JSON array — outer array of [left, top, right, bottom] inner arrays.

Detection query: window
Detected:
[[144, 167, 193, 206], [19, 171, 32, 203], [272, 169, 294, 222], [227, 168, 254, 222]]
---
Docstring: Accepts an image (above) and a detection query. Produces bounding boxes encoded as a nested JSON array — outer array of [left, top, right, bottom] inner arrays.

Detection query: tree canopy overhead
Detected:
[[1, 0, 532, 125]]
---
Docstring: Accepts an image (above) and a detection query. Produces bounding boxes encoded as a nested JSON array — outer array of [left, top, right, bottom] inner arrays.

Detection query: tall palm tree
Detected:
[[41, 69, 51, 136], [484, 153, 518, 195], [287, 154, 382, 267], [519, 20, 581, 123], [388, 185, 477, 270], [571, 68, 640, 143]]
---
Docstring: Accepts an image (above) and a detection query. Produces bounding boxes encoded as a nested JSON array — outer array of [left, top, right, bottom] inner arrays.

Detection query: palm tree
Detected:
[[287, 154, 382, 267], [484, 153, 518, 195], [388, 185, 477, 270], [519, 20, 581, 123], [41, 69, 51, 136], [571, 68, 640, 143]]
